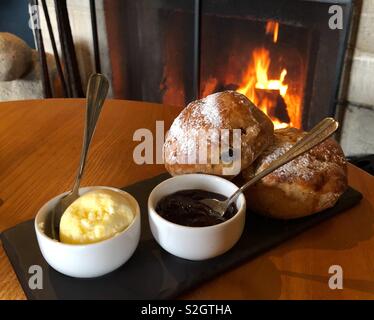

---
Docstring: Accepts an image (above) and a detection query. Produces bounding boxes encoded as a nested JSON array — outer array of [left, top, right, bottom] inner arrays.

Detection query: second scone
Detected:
[[242, 127, 348, 219], [163, 91, 274, 177]]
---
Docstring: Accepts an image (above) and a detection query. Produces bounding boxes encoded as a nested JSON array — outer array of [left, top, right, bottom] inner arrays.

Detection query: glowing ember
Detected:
[[266, 21, 279, 43]]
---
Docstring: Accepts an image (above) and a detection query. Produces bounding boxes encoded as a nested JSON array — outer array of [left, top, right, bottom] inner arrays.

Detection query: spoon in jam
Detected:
[[200, 117, 339, 216], [47, 73, 109, 240]]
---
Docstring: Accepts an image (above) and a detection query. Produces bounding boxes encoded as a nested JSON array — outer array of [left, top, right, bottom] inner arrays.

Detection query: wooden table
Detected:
[[0, 99, 373, 300]]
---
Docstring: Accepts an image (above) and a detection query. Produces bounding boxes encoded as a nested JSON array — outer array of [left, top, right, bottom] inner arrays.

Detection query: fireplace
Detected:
[[105, 0, 354, 130], [188, 16, 310, 129]]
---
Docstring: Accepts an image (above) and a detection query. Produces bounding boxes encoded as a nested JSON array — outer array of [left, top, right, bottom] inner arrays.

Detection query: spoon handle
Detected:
[[71, 74, 109, 195], [227, 117, 339, 206]]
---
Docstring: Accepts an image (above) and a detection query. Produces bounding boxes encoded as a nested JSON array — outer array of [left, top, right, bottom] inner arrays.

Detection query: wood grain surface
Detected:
[[0, 99, 373, 300]]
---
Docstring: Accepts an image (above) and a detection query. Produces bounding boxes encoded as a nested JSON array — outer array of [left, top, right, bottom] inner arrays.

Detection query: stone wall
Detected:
[[340, 0, 374, 155], [0, 32, 59, 101]]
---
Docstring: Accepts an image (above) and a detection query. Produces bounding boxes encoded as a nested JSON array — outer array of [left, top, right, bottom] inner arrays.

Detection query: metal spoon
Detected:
[[200, 117, 339, 216], [48, 73, 109, 240]]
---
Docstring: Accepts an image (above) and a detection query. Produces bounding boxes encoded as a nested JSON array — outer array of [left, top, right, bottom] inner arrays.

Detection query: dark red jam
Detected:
[[156, 189, 238, 227]]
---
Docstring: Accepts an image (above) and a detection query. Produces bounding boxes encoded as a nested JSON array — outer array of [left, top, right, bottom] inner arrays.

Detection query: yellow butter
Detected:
[[59, 189, 135, 244]]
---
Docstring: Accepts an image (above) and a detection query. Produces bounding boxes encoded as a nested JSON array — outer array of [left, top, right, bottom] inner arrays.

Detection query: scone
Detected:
[[242, 127, 348, 219], [163, 91, 274, 177]]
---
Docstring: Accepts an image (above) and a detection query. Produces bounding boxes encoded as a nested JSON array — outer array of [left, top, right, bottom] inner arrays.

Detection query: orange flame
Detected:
[[266, 21, 279, 43], [237, 47, 300, 129]]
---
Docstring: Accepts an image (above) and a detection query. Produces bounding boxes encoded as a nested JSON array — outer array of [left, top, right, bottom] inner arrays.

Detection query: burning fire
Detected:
[[236, 21, 302, 129], [265, 21, 279, 43], [237, 48, 292, 129]]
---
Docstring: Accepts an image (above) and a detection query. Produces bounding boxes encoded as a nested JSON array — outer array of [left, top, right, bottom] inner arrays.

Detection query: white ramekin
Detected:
[[35, 186, 141, 278], [148, 174, 246, 261]]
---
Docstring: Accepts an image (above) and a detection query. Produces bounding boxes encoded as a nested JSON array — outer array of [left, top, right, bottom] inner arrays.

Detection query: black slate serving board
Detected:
[[0, 173, 362, 300]]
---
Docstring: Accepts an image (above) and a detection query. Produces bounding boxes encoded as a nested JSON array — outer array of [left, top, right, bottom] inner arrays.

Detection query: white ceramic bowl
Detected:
[[35, 186, 141, 278], [148, 174, 246, 261]]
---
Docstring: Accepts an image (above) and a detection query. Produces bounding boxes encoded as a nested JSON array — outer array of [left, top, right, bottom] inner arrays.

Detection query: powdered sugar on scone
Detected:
[[246, 127, 347, 187], [164, 91, 274, 177]]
